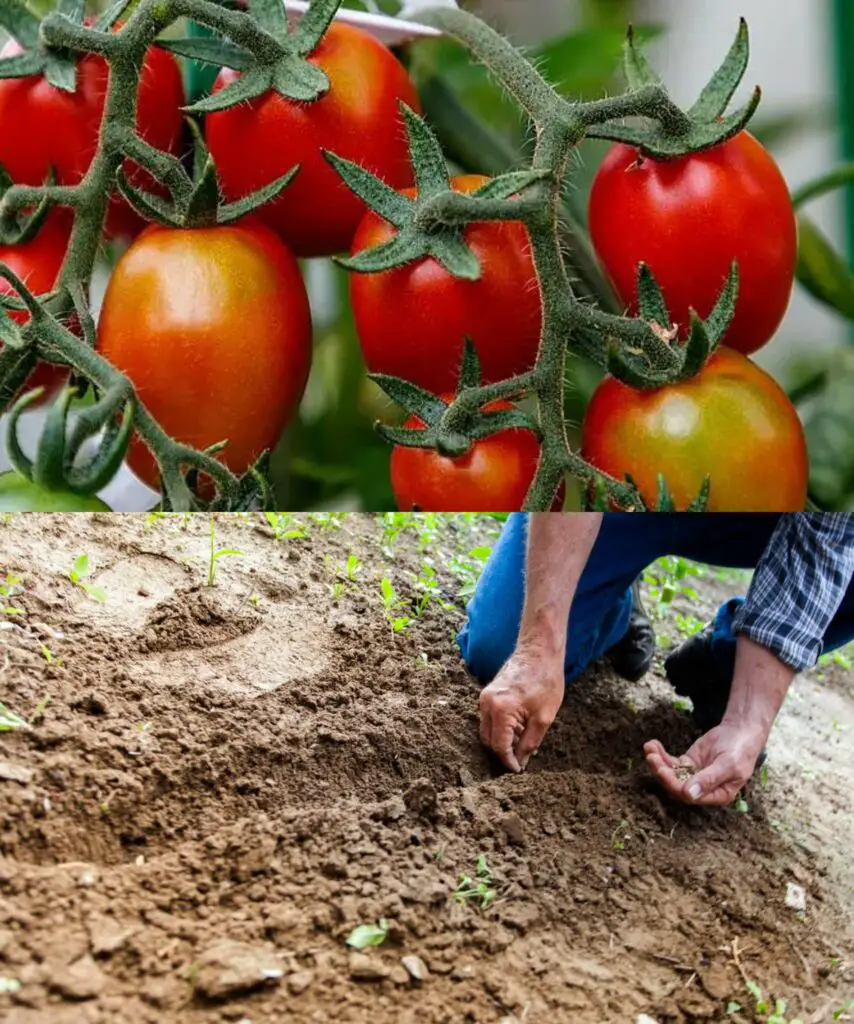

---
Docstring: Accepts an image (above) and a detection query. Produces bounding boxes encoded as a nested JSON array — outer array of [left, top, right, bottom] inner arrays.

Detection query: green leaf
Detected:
[[42, 51, 78, 92], [323, 151, 413, 227], [157, 36, 254, 72], [796, 215, 854, 320], [636, 263, 670, 327], [401, 103, 450, 197], [370, 374, 447, 423], [248, 0, 288, 38], [428, 232, 481, 280], [271, 52, 329, 102], [80, 582, 107, 604], [530, 24, 663, 99], [0, 702, 29, 731], [0, 0, 42, 49], [689, 17, 750, 121], [293, 0, 341, 54], [804, 350, 854, 510], [792, 162, 854, 210], [622, 24, 661, 91], [456, 338, 482, 392], [0, 49, 43, 79], [184, 65, 274, 114], [218, 166, 300, 224]]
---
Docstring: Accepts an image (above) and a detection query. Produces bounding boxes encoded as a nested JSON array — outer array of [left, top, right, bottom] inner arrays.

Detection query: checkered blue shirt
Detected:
[[732, 513, 854, 671]]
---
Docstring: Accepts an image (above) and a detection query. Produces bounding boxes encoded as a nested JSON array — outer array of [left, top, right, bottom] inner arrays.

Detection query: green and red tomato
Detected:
[[581, 347, 809, 512], [97, 220, 312, 491]]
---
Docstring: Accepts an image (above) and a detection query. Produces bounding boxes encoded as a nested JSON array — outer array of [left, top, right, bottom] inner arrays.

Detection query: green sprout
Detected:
[[206, 515, 244, 587], [0, 703, 29, 731], [453, 854, 497, 910], [611, 819, 630, 850], [0, 571, 24, 615], [264, 512, 309, 540], [346, 919, 389, 950], [68, 554, 107, 603]]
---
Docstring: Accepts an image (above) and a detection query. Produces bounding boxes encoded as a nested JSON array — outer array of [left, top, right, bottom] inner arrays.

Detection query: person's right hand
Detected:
[[479, 647, 565, 772]]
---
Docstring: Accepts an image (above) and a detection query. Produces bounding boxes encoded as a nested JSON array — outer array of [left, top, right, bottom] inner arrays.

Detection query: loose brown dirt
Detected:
[[1, 513, 852, 1024]]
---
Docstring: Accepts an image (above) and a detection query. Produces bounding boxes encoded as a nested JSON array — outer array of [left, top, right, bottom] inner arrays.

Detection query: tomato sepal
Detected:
[[330, 104, 547, 281], [587, 19, 761, 160], [0, 0, 85, 93], [177, 0, 347, 114]]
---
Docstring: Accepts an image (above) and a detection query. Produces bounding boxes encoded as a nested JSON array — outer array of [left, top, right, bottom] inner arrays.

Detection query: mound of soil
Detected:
[[1, 513, 851, 1023]]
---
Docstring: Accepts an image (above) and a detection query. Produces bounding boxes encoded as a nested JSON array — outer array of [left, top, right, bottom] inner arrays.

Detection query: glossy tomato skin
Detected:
[[206, 22, 420, 258], [0, 37, 184, 239], [351, 175, 542, 395], [581, 348, 808, 512], [391, 398, 562, 513], [0, 472, 110, 512], [97, 221, 312, 491], [588, 132, 797, 356], [0, 211, 73, 405]]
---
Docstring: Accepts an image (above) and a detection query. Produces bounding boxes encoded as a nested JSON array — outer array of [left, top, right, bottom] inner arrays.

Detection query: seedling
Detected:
[[0, 977, 21, 994], [744, 981, 803, 1024], [330, 581, 345, 602], [611, 819, 630, 850], [672, 697, 691, 712], [249, 592, 262, 609], [733, 794, 749, 814], [833, 1001, 854, 1021], [380, 577, 411, 633], [0, 571, 24, 615], [453, 854, 497, 910], [68, 555, 107, 603], [39, 644, 63, 668], [264, 512, 309, 541], [345, 554, 362, 580], [206, 516, 244, 587], [30, 696, 51, 724], [0, 703, 29, 731], [346, 919, 389, 950]]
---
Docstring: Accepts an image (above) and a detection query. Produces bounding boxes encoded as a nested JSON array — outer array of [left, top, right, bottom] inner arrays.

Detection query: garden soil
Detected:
[[1, 513, 852, 1024]]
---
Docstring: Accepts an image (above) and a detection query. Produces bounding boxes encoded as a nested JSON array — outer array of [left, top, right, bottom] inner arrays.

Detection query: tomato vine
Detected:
[[0, 0, 765, 511]]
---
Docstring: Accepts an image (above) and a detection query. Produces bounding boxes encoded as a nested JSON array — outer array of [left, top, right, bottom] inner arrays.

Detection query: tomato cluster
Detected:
[[583, 132, 804, 511], [0, 10, 807, 513]]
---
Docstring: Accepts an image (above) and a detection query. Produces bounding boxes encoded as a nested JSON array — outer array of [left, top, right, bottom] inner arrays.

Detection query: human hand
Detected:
[[479, 647, 565, 773], [644, 720, 768, 806]]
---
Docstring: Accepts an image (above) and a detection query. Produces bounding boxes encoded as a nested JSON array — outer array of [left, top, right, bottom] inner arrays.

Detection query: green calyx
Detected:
[[587, 19, 761, 159], [601, 261, 739, 389], [372, 339, 537, 459], [328, 104, 550, 280], [0, 164, 55, 245], [7, 382, 135, 497], [0, 0, 90, 93], [161, 0, 343, 114], [117, 119, 298, 228]]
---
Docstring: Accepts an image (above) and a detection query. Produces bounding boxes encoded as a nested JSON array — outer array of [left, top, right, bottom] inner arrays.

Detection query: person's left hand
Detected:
[[644, 721, 768, 806]]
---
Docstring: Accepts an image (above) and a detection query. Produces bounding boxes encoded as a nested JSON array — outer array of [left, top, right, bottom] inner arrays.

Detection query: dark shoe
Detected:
[[665, 624, 767, 768], [606, 579, 656, 682]]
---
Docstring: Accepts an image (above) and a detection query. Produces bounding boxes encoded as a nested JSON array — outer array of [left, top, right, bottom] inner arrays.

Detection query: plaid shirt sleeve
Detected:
[[731, 513, 854, 671]]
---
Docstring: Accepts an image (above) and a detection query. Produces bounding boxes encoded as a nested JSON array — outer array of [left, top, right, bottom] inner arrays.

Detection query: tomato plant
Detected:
[[0, 32, 184, 239], [0, 471, 110, 512], [0, 212, 71, 405], [206, 22, 420, 258], [588, 131, 797, 357], [348, 174, 542, 395], [97, 221, 312, 490], [581, 348, 809, 512], [391, 398, 561, 512]]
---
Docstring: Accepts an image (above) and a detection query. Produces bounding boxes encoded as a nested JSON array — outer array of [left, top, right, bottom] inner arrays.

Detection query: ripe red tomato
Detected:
[[0, 35, 184, 239], [0, 211, 73, 405], [390, 397, 562, 512], [588, 131, 797, 356], [581, 348, 808, 512], [206, 22, 420, 258], [350, 175, 542, 395], [97, 221, 312, 491]]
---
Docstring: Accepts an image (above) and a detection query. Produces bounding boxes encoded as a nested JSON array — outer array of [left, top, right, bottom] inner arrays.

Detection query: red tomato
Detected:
[[581, 348, 808, 512], [350, 175, 542, 395], [588, 131, 797, 356], [0, 211, 73, 405], [206, 22, 420, 258], [390, 397, 562, 512], [97, 221, 312, 491], [0, 35, 184, 239]]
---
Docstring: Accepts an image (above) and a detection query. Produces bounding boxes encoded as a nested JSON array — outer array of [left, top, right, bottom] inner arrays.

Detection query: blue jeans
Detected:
[[458, 513, 854, 685]]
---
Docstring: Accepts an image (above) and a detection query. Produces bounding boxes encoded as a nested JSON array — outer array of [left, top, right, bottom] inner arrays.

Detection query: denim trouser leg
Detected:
[[456, 512, 854, 687]]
